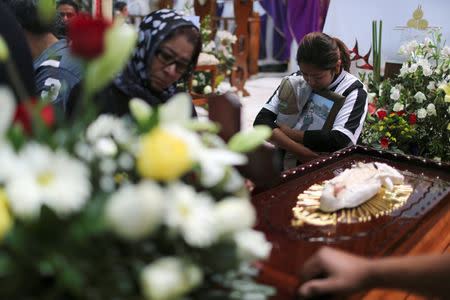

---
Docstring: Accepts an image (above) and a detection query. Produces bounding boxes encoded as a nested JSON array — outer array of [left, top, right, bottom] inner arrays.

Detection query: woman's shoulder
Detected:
[[95, 83, 131, 116]]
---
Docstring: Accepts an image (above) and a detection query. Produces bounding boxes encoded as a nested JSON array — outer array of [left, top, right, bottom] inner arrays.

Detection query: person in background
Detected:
[[95, 9, 202, 117], [4, 0, 82, 113], [57, 0, 78, 23], [114, 1, 129, 20], [298, 246, 450, 299], [254, 32, 368, 169], [0, 1, 36, 102]]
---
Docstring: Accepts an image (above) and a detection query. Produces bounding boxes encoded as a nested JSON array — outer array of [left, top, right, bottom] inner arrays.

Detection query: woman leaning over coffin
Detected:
[[254, 32, 368, 169], [95, 9, 202, 116]]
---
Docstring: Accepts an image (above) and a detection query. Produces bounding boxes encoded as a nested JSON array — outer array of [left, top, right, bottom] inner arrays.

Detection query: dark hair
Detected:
[[3, 0, 62, 35], [57, 0, 79, 12], [164, 26, 203, 76], [297, 32, 351, 72], [114, 1, 127, 12]]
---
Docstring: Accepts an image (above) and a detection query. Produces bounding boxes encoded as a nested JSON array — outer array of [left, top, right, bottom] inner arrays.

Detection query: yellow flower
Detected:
[[392, 137, 397, 142], [0, 188, 13, 242], [386, 132, 391, 137], [379, 126, 384, 131], [438, 83, 450, 103], [136, 128, 193, 181]]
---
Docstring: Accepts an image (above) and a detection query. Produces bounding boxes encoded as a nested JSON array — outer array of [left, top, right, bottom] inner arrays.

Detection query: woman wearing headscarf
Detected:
[[95, 9, 202, 116]]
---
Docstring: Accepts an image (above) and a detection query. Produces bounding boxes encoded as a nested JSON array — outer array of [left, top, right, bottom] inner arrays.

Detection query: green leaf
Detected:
[[84, 22, 137, 98], [228, 125, 271, 153]]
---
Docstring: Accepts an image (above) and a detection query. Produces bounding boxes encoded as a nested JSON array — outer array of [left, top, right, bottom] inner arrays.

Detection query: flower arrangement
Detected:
[[0, 13, 274, 300], [361, 30, 450, 161], [190, 15, 237, 96]]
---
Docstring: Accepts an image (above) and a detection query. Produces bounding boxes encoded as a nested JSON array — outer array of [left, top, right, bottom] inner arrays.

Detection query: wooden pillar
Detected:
[[230, 0, 251, 96], [248, 11, 260, 76]]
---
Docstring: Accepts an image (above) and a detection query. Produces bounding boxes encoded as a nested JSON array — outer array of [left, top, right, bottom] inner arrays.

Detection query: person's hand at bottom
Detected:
[[298, 247, 372, 298]]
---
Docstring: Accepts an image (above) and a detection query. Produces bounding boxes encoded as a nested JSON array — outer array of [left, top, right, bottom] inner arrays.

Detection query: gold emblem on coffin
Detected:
[[291, 183, 413, 227]]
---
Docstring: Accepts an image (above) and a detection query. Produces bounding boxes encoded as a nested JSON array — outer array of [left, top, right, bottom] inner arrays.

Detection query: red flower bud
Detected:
[[376, 110, 387, 120], [380, 137, 389, 148], [68, 14, 111, 59], [393, 110, 406, 117], [13, 97, 55, 135], [409, 114, 417, 125]]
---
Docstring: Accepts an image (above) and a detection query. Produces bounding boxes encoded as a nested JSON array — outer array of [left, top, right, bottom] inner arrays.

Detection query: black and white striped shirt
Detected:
[[255, 70, 368, 151]]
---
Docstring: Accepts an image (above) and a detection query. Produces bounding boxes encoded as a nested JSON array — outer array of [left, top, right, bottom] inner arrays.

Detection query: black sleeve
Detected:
[[303, 130, 351, 152], [253, 108, 279, 130]]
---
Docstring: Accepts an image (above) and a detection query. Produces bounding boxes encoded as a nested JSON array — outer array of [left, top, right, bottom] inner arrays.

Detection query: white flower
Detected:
[[203, 85, 212, 94], [0, 142, 18, 183], [217, 81, 232, 94], [441, 46, 450, 58], [215, 197, 255, 236], [105, 181, 165, 240], [427, 81, 436, 90], [99, 175, 115, 192], [6, 143, 91, 219], [399, 63, 408, 77], [202, 41, 216, 52], [118, 152, 134, 170], [367, 92, 377, 104], [196, 147, 247, 188], [94, 137, 118, 157], [197, 52, 219, 66], [416, 56, 429, 69], [414, 91, 426, 103], [87, 114, 132, 145], [0, 86, 15, 136], [393, 102, 404, 111], [417, 108, 427, 118], [390, 86, 400, 100], [99, 157, 117, 174], [222, 167, 245, 192], [129, 98, 152, 125], [408, 63, 418, 73], [234, 229, 272, 262], [74, 141, 94, 162], [165, 182, 217, 247], [422, 65, 433, 76], [399, 40, 418, 56], [141, 257, 203, 300], [426, 103, 437, 116]]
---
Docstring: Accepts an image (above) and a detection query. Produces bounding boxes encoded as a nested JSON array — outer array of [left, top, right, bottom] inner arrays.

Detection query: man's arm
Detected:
[[299, 247, 450, 299]]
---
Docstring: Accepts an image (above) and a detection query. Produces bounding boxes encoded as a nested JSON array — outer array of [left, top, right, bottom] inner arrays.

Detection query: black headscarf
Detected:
[[113, 9, 201, 106]]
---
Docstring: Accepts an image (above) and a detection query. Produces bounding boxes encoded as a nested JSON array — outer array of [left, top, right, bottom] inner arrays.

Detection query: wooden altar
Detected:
[[250, 146, 450, 300]]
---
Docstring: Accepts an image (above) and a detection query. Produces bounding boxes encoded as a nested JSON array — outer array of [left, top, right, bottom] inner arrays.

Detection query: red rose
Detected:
[[409, 114, 417, 125], [68, 14, 111, 59], [380, 137, 389, 148], [13, 97, 54, 135], [376, 110, 387, 120]]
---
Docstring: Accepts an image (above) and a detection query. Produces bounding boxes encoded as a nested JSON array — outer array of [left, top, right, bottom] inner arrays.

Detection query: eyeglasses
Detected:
[[155, 48, 190, 74]]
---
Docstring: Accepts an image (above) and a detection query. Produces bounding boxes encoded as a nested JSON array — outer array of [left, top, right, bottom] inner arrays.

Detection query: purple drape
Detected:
[[260, 0, 329, 61]]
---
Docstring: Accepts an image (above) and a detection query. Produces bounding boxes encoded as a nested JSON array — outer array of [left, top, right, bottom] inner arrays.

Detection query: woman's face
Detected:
[[299, 61, 340, 91], [149, 35, 195, 91]]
